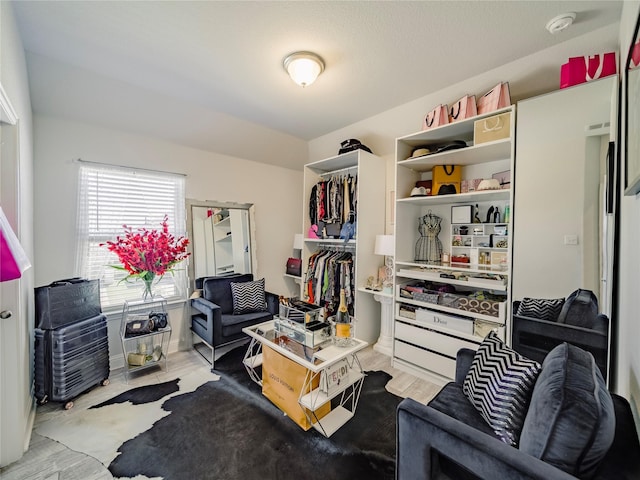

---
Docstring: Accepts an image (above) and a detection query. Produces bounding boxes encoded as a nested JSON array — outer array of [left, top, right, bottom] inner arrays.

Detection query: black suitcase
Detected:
[[35, 278, 101, 329], [34, 313, 110, 408]]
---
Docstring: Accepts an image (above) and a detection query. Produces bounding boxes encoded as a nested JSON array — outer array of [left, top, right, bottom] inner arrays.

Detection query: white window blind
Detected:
[[75, 163, 187, 311]]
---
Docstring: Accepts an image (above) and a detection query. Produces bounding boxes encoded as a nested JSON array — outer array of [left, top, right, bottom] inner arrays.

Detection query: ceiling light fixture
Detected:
[[546, 12, 576, 34], [283, 51, 325, 87]]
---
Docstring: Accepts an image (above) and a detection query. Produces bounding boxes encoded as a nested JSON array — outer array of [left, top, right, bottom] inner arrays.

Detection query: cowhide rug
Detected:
[[35, 347, 402, 480]]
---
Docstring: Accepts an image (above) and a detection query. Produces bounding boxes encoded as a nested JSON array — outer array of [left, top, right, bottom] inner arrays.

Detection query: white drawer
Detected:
[[395, 321, 478, 358], [415, 308, 474, 334], [394, 340, 456, 379]]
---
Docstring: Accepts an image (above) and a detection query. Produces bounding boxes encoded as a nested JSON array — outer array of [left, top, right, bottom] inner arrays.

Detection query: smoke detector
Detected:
[[546, 13, 576, 34]]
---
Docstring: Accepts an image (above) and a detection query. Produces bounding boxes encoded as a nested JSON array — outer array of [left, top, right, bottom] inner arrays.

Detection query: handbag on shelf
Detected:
[[422, 104, 449, 130], [286, 257, 302, 277], [125, 315, 155, 336], [477, 82, 511, 115], [560, 53, 617, 89], [432, 165, 462, 195], [449, 95, 477, 122]]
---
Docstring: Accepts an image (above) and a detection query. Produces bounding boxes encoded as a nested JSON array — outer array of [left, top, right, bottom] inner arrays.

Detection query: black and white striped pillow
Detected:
[[230, 278, 267, 314], [463, 331, 542, 446], [517, 297, 564, 321]]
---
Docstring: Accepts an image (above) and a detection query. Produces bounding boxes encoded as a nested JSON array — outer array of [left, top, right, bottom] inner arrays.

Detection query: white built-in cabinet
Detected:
[[301, 150, 386, 344], [393, 106, 516, 384], [512, 76, 617, 317]]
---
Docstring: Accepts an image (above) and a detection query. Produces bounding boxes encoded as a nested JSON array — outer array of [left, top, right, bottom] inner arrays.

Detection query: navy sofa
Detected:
[[397, 347, 640, 480], [191, 273, 278, 368]]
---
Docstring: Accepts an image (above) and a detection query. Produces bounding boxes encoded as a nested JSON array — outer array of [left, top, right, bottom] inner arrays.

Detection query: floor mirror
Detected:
[[186, 199, 257, 291]]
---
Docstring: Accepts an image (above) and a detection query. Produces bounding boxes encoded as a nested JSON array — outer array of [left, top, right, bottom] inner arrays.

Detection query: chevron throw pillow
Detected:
[[463, 331, 542, 446], [516, 297, 565, 321], [230, 278, 267, 314]]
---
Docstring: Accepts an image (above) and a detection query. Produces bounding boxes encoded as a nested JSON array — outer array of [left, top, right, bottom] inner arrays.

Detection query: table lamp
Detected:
[[293, 233, 303, 258], [374, 234, 395, 294]]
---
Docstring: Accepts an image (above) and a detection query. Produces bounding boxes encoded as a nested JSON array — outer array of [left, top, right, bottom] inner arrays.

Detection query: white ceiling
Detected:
[[12, 1, 622, 166]]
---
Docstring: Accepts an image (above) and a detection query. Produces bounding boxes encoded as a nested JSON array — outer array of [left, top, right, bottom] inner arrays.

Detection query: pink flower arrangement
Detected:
[[102, 216, 190, 298]]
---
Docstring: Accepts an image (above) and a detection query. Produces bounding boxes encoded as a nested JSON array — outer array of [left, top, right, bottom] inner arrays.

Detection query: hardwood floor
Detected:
[[0, 344, 440, 480]]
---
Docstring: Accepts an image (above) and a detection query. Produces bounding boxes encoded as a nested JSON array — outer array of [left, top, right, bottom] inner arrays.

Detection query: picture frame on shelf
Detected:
[[451, 205, 472, 224], [492, 170, 511, 190]]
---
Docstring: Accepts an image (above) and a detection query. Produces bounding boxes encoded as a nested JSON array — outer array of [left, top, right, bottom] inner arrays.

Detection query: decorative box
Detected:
[[457, 296, 505, 318], [319, 358, 350, 395], [278, 300, 323, 324], [474, 112, 511, 145], [274, 317, 331, 348], [415, 308, 474, 334], [413, 291, 439, 304], [473, 319, 504, 339], [398, 304, 416, 320]]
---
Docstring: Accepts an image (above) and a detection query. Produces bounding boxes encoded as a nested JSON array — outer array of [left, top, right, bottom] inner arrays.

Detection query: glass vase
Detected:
[[141, 273, 156, 301]]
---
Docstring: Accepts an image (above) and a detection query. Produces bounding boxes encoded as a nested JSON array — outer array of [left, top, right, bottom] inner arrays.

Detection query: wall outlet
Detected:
[[564, 234, 578, 245]]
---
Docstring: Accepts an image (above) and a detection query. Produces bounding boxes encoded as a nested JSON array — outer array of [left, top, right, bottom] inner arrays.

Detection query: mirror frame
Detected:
[[624, 9, 640, 195], [185, 198, 258, 292]]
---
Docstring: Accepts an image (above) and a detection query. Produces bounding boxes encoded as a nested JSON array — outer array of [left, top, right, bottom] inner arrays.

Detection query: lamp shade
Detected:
[[374, 235, 395, 257], [293, 233, 304, 250]]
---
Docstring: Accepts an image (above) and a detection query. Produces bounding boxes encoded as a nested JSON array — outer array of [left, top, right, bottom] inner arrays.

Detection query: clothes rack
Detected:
[[303, 249, 355, 317], [319, 166, 358, 178]]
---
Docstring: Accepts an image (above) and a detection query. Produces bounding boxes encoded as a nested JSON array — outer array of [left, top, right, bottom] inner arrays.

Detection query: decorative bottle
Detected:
[[334, 288, 352, 347]]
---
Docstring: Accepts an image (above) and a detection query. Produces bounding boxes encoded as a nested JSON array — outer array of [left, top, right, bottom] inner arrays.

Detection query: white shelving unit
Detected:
[[301, 150, 386, 344], [120, 297, 171, 382], [393, 106, 516, 384]]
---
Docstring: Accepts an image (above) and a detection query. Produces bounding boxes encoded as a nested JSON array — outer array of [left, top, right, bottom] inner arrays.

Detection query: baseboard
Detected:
[[24, 386, 36, 453]]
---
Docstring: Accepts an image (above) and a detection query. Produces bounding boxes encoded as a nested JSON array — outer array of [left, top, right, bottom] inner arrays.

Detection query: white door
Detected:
[[0, 91, 30, 467]]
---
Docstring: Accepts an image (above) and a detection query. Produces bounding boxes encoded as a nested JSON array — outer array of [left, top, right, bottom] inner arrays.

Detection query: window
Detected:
[[76, 163, 187, 311]]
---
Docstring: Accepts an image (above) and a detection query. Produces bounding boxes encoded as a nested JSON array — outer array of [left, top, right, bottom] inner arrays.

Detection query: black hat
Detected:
[[338, 139, 373, 155]]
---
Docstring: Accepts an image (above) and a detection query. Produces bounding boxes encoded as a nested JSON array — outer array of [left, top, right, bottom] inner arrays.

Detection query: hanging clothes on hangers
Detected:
[[307, 173, 358, 233], [303, 248, 355, 316]]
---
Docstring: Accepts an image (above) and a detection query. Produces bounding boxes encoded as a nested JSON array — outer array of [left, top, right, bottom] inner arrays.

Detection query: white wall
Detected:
[[33, 115, 303, 365], [309, 25, 637, 393], [0, 1, 35, 467], [617, 0, 640, 412], [309, 24, 620, 237]]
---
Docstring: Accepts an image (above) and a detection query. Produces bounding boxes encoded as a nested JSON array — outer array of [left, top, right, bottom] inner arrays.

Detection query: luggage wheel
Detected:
[[64, 401, 74, 410], [37, 395, 48, 406], [101, 379, 110, 386]]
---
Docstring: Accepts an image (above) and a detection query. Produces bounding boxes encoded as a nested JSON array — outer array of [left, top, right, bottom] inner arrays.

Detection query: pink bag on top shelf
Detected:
[[422, 104, 449, 130], [477, 82, 511, 115], [560, 52, 617, 89], [449, 95, 477, 123]]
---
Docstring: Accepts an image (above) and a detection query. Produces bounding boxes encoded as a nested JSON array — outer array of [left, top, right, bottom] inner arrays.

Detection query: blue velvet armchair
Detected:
[[191, 273, 278, 369], [396, 348, 640, 480]]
